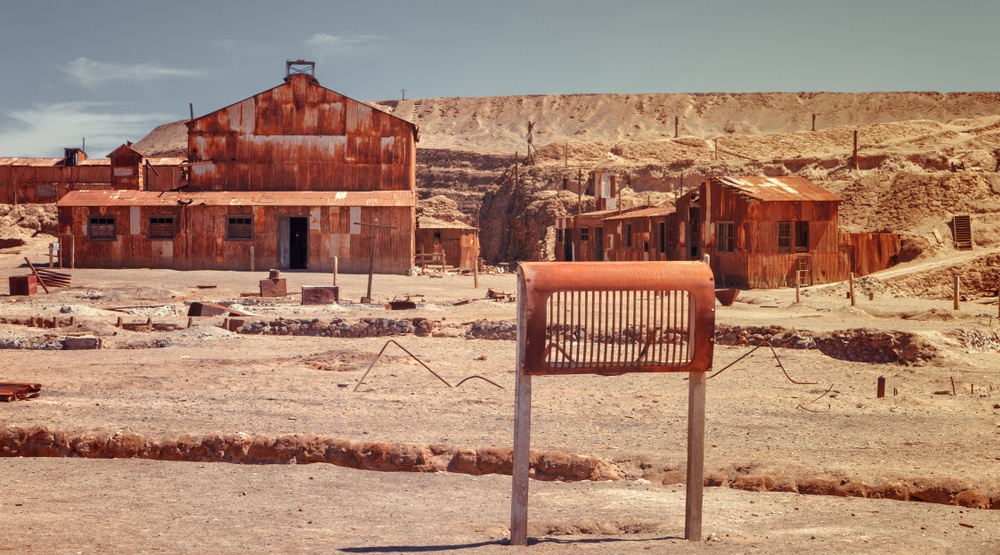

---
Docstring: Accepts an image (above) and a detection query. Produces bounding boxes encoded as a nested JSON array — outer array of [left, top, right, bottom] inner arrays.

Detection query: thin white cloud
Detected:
[[61, 57, 207, 88], [0, 102, 174, 158], [305, 33, 384, 60]]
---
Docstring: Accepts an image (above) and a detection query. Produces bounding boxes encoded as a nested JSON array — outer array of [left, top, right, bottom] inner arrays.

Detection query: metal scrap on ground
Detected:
[[353, 339, 504, 392], [0, 382, 42, 402]]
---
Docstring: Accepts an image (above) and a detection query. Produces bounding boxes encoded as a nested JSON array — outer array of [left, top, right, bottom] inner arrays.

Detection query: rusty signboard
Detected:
[[518, 261, 715, 375], [510, 261, 716, 546]]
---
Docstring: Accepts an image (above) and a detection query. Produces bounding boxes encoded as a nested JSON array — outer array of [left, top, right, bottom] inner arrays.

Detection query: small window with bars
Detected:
[[716, 222, 735, 253], [88, 216, 116, 241], [148, 216, 175, 240], [580, 227, 590, 241], [226, 216, 253, 240], [624, 223, 633, 247]]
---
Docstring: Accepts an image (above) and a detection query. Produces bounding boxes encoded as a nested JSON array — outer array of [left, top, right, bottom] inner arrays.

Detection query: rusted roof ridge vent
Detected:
[[285, 59, 317, 83]]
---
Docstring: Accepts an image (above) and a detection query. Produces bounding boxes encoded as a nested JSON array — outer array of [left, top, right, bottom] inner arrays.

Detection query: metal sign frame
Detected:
[[510, 261, 716, 546]]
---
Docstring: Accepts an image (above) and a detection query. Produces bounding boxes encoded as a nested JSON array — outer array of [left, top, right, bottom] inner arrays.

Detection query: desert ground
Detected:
[[4, 90, 1000, 553], [1, 224, 999, 554]]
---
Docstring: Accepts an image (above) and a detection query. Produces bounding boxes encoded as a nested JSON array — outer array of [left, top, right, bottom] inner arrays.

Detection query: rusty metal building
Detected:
[[415, 217, 480, 270], [676, 176, 844, 289], [602, 206, 677, 262], [58, 190, 414, 273], [1, 146, 184, 204], [186, 62, 416, 194], [57, 61, 419, 273]]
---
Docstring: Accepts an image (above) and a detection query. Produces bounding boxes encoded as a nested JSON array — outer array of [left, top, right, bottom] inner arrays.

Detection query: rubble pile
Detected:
[[240, 317, 437, 338], [715, 324, 937, 365]]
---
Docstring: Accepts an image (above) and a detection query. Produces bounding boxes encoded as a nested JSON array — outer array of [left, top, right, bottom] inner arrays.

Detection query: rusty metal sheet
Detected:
[[602, 206, 675, 221], [718, 176, 841, 202], [58, 190, 415, 208], [519, 261, 715, 375], [0, 382, 41, 402]]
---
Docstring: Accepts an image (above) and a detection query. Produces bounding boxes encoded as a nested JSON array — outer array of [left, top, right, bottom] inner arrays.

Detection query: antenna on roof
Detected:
[[82, 137, 85, 154], [189, 103, 194, 123]]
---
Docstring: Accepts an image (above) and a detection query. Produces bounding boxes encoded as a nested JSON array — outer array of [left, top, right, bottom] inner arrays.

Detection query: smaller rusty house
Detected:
[[554, 208, 624, 262], [676, 176, 843, 289], [415, 216, 480, 269], [602, 206, 677, 262], [57, 189, 414, 273], [0, 145, 184, 204]]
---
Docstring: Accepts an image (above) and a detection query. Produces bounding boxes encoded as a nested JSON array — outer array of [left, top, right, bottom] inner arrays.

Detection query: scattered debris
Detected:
[[0, 382, 41, 402], [187, 302, 250, 318], [353, 339, 504, 391]]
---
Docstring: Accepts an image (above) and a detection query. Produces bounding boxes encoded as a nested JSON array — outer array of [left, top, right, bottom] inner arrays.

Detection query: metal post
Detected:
[[812, 113, 816, 132], [250, 246, 255, 273], [333, 256, 338, 287], [954, 275, 960, 310], [849, 272, 855, 306], [367, 221, 377, 302], [795, 270, 801, 304], [853, 130, 859, 171], [48, 243, 54, 268], [675, 115, 679, 138], [473, 257, 479, 289], [69, 235, 75, 270], [685, 370, 706, 541], [510, 272, 531, 546]]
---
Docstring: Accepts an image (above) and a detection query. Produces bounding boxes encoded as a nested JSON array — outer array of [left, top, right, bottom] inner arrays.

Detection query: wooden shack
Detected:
[[415, 217, 479, 269], [602, 206, 677, 262], [57, 189, 415, 273], [554, 208, 621, 262], [676, 176, 843, 289]]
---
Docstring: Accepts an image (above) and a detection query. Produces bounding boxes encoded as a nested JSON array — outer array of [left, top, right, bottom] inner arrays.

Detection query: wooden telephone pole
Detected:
[[355, 219, 397, 303]]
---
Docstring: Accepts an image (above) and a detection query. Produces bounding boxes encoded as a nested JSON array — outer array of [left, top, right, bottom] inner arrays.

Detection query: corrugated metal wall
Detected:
[[187, 74, 416, 193], [1, 164, 113, 204], [58, 203, 414, 274]]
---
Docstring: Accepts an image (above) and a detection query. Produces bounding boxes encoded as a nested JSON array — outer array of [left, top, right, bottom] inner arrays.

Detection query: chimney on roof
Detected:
[[285, 59, 317, 83]]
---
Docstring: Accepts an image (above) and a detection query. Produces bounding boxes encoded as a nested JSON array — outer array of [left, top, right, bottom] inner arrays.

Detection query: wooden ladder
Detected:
[[953, 215, 973, 250], [797, 255, 812, 287]]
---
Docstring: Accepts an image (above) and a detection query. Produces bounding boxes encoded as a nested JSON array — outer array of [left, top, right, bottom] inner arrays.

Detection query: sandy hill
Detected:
[[125, 91, 1000, 290]]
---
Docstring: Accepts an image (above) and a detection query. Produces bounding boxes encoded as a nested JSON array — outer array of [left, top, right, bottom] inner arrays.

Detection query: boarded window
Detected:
[[716, 222, 735, 253], [88, 216, 116, 241], [148, 216, 175, 240], [580, 227, 590, 241], [226, 216, 253, 240], [778, 221, 792, 252], [795, 221, 810, 253], [556, 229, 564, 243]]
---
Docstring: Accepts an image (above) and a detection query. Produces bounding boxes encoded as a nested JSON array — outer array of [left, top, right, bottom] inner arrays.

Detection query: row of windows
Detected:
[[87, 216, 255, 241], [715, 221, 810, 253], [559, 221, 811, 255]]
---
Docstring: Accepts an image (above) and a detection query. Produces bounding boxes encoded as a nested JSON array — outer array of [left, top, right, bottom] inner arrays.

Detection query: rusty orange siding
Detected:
[[57, 190, 415, 273], [187, 74, 416, 193]]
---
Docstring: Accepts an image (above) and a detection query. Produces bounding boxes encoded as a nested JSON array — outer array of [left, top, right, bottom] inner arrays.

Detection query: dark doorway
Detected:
[[289, 217, 308, 269], [564, 228, 574, 261], [594, 227, 604, 261], [688, 207, 701, 259]]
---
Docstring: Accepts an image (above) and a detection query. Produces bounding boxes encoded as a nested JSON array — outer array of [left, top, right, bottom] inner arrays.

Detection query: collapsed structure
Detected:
[[556, 174, 899, 288]]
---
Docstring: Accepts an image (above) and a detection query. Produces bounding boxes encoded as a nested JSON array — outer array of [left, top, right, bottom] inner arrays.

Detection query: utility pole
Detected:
[[355, 218, 397, 303]]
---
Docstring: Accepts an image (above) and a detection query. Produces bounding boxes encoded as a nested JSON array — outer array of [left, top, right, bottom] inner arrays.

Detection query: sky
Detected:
[[2, 0, 999, 157]]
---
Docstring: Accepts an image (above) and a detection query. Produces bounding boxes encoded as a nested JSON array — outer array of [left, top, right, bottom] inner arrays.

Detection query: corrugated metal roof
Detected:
[[603, 206, 675, 221], [717, 176, 841, 202], [0, 158, 110, 167], [417, 216, 476, 230], [58, 189, 415, 208]]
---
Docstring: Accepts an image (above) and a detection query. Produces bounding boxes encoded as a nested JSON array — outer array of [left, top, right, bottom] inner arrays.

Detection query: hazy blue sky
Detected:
[[2, 0, 998, 157]]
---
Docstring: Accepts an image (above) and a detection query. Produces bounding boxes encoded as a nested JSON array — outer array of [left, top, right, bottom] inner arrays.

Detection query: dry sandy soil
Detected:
[[1, 228, 999, 554], [6, 90, 1000, 553]]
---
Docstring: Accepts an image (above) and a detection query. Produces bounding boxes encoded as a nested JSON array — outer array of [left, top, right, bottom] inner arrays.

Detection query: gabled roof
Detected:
[[0, 157, 109, 167], [58, 189, 415, 208], [603, 206, 675, 221], [107, 144, 144, 159], [716, 176, 841, 202], [417, 216, 476, 230]]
